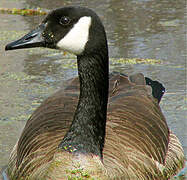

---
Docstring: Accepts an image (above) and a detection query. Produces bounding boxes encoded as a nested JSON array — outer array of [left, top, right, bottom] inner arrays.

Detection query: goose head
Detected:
[[5, 6, 107, 56]]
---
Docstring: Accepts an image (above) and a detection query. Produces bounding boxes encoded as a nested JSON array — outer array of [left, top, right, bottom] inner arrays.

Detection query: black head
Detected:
[[5, 6, 107, 55]]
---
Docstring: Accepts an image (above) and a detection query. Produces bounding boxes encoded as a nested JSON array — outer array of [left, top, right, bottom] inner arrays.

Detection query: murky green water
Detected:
[[0, 0, 186, 174]]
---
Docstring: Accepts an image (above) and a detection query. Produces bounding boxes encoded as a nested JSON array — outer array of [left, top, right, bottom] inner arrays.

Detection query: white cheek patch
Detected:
[[57, 16, 91, 55]]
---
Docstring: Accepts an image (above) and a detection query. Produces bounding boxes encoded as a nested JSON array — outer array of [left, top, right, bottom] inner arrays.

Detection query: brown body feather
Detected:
[[6, 73, 184, 180]]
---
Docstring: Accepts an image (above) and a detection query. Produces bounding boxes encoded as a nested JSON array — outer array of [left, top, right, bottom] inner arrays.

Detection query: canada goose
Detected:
[[4, 6, 184, 180]]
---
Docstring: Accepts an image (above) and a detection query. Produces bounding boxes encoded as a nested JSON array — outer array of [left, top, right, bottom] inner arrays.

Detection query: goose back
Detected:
[[6, 73, 184, 180]]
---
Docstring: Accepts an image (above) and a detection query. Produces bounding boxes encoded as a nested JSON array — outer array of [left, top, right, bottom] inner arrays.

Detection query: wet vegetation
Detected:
[[0, 7, 47, 16]]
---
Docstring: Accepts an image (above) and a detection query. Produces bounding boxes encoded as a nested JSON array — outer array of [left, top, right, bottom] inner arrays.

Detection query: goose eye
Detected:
[[59, 16, 71, 25]]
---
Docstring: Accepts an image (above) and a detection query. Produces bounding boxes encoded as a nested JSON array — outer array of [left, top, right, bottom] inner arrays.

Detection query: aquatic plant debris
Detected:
[[110, 58, 162, 65], [0, 7, 47, 16]]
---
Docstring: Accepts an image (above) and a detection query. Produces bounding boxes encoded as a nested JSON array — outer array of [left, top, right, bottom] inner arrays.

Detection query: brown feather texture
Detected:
[[5, 74, 184, 180], [4, 6, 184, 180]]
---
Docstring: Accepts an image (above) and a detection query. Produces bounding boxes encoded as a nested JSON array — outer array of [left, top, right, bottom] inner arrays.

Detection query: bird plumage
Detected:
[[3, 6, 184, 180]]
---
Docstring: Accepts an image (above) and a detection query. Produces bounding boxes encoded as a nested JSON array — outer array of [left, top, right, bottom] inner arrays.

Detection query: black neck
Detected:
[[59, 47, 109, 158]]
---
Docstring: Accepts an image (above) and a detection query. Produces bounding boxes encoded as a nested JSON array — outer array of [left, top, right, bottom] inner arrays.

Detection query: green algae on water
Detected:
[[0, 8, 47, 16], [110, 58, 162, 65]]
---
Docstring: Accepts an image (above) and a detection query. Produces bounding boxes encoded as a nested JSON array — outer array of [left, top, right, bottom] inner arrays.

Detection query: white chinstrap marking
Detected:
[[57, 16, 91, 55]]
